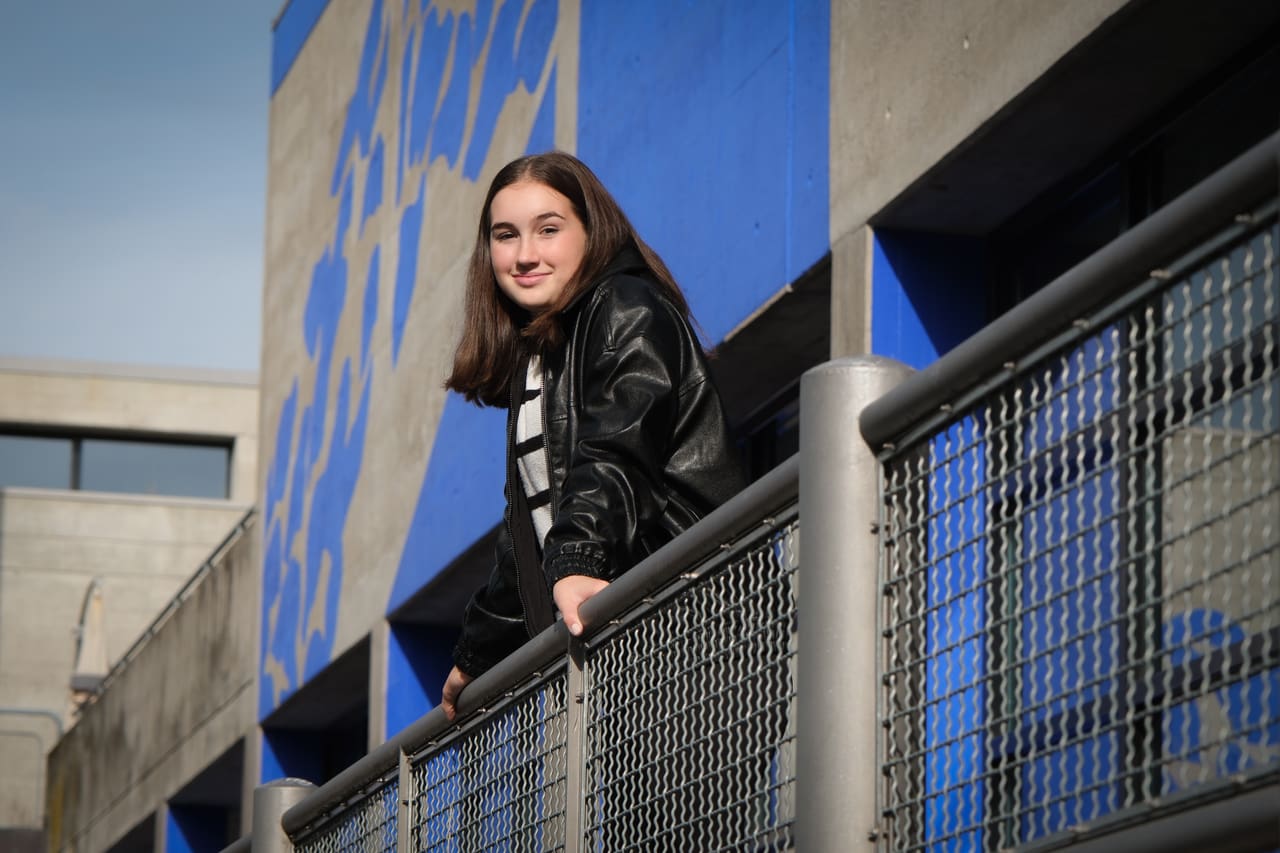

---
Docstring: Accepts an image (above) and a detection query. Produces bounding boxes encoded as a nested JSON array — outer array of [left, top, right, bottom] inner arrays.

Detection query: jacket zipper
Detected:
[[540, 356, 557, 526], [508, 360, 530, 628]]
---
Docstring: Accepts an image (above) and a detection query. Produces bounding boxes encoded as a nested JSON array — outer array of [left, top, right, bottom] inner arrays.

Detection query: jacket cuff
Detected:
[[452, 638, 498, 679], [544, 541, 611, 584]]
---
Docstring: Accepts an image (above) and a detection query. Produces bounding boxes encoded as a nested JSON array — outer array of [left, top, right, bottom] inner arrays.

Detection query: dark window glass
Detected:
[[1152, 41, 1280, 209], [991, 166, 1126, 315], [79, 439, 229, 499], [738, 387, 801, 483], [0, 435, 73, 489]]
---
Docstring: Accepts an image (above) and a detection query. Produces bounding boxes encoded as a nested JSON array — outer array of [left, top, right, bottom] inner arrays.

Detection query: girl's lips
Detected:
[[513, 272, 547, 286]]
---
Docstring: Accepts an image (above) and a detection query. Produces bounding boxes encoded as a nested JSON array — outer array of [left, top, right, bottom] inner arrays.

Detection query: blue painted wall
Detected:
[[166, 805, 227, 853], [871, 230, 987, 368], [578, 0, 830, 344], [386, 622, 456, 735], [271, 0, 332, 93]]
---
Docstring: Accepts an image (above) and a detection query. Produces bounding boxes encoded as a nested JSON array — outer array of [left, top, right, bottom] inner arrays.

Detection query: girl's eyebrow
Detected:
[[490, 211, 566, 234]]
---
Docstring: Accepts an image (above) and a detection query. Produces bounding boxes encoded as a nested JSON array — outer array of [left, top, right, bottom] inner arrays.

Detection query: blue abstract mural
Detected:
[[262, 0, 834, 723], [261, 0, 564, 719]]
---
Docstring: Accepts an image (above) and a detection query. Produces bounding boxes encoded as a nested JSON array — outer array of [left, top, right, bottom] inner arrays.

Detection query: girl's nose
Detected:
[[516, 238, 538, 267]]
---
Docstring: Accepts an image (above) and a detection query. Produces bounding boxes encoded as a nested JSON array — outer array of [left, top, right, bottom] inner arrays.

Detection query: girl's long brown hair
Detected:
[[446, 151, 691, 407]]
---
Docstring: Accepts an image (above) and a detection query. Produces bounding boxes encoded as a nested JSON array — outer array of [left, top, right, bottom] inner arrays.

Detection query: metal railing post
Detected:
[[798, 355, 911, 851], [252, 778, 316, 853], [398, 749, 412, 852], [564, 638, 587, 853]]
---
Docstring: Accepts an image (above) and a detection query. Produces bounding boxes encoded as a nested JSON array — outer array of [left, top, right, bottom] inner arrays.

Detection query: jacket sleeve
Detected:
[[452, 511, 529, 678], [542, 282, 685, 584]]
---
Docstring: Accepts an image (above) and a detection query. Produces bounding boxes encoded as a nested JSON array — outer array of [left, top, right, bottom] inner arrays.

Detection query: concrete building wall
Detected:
[[827, 0, 1130, 357], [44, 517, 259, 853], [0, 360, 258, 502], [0, 361, 257, 835], [828, 0, 1128, 244]]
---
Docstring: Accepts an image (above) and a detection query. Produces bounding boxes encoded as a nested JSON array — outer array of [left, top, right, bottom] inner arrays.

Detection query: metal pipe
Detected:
[[0, 707, 63, 737], [797, 355, 912, 851], [0, 728, 46, 823], [860, 129, 1279, 451], [579, 451, 800, 630], [90, 508, 257, 701], [252, 778, 316, 853]]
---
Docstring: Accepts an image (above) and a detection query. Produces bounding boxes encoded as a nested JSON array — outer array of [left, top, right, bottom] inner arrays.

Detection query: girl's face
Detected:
[[488, 180, 588, 315]]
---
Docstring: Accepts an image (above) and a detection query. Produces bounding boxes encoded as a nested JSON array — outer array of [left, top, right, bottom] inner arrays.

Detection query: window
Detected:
[[990, 38, 1280, 315], [0, 435, 73, 489], [80, 438, 229, 499], [0, 430, 231, 499]]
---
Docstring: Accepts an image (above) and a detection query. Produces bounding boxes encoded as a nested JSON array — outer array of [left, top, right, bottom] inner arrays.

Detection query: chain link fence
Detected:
[[582, 511, 799, 851], [278, 473, 801, 852], [408, 671, 569, 851], [877, 194, 1278, 848], [292, 774, 398, 853]]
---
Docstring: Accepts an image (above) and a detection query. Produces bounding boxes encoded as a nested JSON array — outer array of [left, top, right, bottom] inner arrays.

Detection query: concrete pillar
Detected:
[[831, 226, 874, 358], [368, 622, 389, 752], [240, 731, 262, 838]]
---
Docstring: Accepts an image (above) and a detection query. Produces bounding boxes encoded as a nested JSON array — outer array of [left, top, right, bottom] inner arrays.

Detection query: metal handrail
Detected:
[[280, 453, 800, 837], [859, 129, 1280, 451], [84, 507, 257, 704]]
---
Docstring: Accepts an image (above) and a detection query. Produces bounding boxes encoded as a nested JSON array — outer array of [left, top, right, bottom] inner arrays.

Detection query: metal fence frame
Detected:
[[271, 450, 825, 852], [227, 131, 1279, 853], [865, 131, 1280, 852]]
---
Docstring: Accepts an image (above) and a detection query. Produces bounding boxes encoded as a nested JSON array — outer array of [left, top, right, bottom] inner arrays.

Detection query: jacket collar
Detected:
[[561, 243, 649, 314]]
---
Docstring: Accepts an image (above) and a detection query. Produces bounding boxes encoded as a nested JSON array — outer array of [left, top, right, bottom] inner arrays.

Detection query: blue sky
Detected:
[[0, 3, 274, 372]]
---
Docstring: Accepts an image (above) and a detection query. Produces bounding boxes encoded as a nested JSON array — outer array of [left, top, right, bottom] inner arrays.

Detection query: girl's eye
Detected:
[[493, 231, 515, 242], [540, 226, 559, 236]]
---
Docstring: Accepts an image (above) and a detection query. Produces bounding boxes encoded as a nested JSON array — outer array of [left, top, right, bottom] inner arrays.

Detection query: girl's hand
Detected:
[[553, 575, 610, 636], [440, 666, 474, 721]]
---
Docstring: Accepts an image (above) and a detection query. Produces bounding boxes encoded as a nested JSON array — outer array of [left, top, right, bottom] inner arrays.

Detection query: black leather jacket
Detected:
[[452, 248, 745, 677]]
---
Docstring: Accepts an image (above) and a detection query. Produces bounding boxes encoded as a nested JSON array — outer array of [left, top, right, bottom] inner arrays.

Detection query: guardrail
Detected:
[[280, 450, 808, 852], [84, 507, 256, 705], [228, 132, 1278, 853], [869, 131, 1279, 851]]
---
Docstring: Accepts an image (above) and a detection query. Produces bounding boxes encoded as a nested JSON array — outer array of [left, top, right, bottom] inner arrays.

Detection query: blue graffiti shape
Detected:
[[262, 0, 395, 719], [303, 358, 372, 681], [430, 0, 493, 168], [332, 0, 389, 194], [463, 0, 556, 180], [260, 174, 353, 715], [525, 62, 555, 154], [261, 381, 298, 701], [270, 0, 332, 94], [392, 176, 426, 366], [362, 247, 380, 371], [405, 8, 452, 173], [396, 27, 416, 203], [362, 135, 385, 235]]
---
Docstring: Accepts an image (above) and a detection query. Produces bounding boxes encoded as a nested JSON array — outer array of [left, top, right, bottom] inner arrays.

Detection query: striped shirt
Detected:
[[516, 355, 554, 546]]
